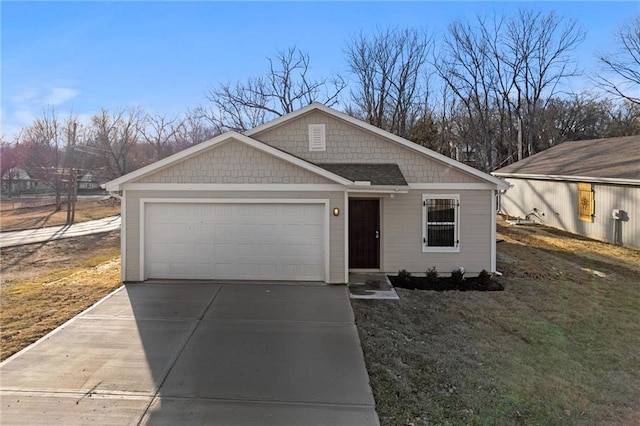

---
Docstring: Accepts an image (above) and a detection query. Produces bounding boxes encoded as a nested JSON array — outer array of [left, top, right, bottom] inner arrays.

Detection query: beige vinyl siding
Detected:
[[134, 140, 333, 185], [252, 110, 484, 185], [382, 189, 493, 275], [123, 190, 346, 283], [499, 178, 640, 249]]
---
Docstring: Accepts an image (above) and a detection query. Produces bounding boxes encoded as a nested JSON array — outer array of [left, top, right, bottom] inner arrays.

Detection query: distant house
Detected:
[[78, 172, 101, 190], [1, 168, 38, 195], [493, 135, 640, 250]]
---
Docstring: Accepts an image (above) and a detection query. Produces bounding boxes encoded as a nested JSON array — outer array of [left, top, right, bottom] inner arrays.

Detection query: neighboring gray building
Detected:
[[107, 103, 509, 283], [493, 135, 640, 250]]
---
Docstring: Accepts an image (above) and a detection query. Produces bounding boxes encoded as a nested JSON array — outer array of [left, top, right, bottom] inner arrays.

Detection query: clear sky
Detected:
[[2, 1, 639, 140]]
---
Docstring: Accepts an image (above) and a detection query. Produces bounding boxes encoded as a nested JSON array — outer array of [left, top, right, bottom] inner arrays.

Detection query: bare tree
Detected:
[[62, 115, 81, 224], [173, 107, 220, 151], [88, 108, 143, 178], [206, 47, 346, 131], [435, 16, 499, 169], [504, 9, 585, 157], [434, 9, 584, 169], [596, 15, 640, 104], [346, 27, 433, 138], [19, 107, 65, 209], [140, 113, 182, 161], [606, 100, 640, 135]]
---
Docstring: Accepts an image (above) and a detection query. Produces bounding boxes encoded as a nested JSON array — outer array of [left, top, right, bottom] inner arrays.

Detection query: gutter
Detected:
[[108, 191, 123, 200], [346, 184, 410, 194], [492, 172, 640, 187]]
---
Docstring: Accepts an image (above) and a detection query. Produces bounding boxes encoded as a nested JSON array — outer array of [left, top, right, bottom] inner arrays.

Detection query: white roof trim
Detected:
[[245, 102, 510, 190], [492, 172, 640, 186], [106, 131, 353, 191], [347, 185, 409, 194]]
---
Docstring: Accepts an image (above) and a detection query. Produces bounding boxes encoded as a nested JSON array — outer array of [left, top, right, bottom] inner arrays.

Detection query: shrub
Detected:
[[451, 268, 465, 284], [397, 269, 412, 284], [425, 266, 439, 284], [477, 269, 493, 285]]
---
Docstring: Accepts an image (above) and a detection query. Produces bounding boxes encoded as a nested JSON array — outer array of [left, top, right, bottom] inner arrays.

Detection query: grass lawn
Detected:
[[0, 231, 121, 361], [0, 197, 120, 231], [353, 220, 640, 426], [1, 198, 123, 360]]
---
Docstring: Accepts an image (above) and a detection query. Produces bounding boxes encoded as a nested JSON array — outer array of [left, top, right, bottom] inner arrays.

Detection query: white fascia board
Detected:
[[492, 172, 640, 186], [245, 102, 509, 190], [139, 197, 332, 204], [106, 130, 353, 191], [347, 186, 409, 194], [122, 183, 347, 192], [409, 183, 496, 190]]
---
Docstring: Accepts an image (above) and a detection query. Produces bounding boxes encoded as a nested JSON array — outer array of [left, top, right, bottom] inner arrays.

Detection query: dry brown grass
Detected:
[[354, 218, 640, 426], [0, 231, 121, 360], [0, 198, 120, 231]]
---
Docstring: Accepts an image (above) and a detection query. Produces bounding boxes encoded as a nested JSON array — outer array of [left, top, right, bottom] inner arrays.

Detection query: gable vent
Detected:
[[308, 124, 326, 151]]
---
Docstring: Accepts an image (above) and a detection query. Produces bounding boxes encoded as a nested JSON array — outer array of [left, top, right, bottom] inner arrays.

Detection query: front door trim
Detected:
[[348, 198, 381, 269]]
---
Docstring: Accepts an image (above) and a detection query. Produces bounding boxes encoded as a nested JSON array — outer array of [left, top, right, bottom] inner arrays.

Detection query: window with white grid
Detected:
[[422, 194, 460, 252]]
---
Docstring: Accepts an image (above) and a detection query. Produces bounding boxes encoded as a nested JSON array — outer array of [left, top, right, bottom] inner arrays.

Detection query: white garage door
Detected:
[[144, 202, 326, 281]]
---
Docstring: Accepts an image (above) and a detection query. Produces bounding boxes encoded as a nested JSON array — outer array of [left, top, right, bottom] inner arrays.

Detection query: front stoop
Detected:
[[348, 273, 399, 300]]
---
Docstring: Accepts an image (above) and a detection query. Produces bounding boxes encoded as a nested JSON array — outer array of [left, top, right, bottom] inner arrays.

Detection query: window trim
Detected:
[[422, 194, 460, 253]]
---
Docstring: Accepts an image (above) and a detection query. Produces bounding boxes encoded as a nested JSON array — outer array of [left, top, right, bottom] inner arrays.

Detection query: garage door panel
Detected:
[[145, 203, 325, 281]]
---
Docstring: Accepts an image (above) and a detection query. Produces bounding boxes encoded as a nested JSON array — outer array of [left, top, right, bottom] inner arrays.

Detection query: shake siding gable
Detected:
[[252, 110, 484, 184], [133, 140, 333, 185]]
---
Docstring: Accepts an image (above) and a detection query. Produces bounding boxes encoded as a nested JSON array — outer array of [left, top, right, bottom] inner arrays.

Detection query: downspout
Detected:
[[491, 190, 498, 274], [107, 188, 125, 282]]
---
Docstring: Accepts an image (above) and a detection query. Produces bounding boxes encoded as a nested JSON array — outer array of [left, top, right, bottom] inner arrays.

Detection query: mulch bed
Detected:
[[388, 275, 504, 291]]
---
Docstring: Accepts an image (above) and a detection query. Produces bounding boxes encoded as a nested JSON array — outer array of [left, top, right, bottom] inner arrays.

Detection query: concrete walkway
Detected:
[[0, 215, 121, 248], [0, 282, 378, 425]]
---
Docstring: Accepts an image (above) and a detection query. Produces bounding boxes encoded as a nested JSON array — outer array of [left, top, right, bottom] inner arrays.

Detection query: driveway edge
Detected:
[[0, 285, 125, 367]]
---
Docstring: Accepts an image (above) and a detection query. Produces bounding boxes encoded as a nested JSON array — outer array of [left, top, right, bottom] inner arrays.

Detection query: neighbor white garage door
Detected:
[[144, 202, 326, 281]]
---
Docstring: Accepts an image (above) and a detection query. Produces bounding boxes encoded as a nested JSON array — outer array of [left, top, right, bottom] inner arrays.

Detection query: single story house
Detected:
[[1, 168, 38, 195], [106, 103, 509, 283], [78, 172, 101, 190], [493, 135, 640, 250]]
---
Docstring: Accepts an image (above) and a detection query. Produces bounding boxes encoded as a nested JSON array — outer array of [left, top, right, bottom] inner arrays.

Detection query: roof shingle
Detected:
[[493, 135, 640, 181], [316, 163, 408, 186]]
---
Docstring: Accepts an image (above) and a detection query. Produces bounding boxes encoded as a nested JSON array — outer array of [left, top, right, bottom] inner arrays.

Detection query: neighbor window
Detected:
[[578, 182, 595, 222], [422, 194, 460, 252]]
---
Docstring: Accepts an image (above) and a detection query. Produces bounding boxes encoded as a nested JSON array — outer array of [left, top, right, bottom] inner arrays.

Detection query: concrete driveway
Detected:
[[0, 282, 378, 425]]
